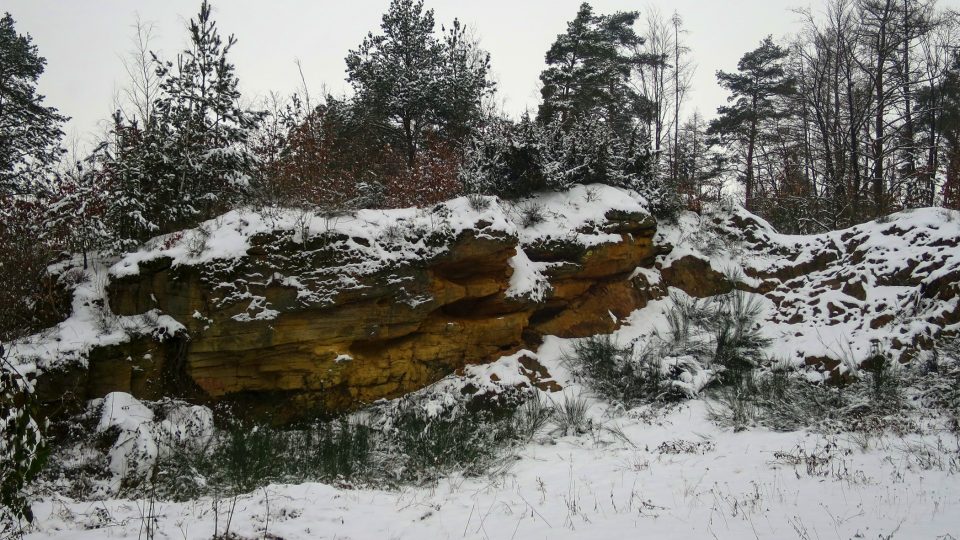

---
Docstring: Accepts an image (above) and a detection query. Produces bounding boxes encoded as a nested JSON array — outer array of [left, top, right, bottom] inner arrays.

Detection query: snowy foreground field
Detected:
[[24, 335, 960, 539], [26, 403, 960, 539]]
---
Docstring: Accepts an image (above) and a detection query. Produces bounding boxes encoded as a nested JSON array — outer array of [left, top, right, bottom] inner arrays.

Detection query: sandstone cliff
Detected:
[[21, 186, 665, 420]]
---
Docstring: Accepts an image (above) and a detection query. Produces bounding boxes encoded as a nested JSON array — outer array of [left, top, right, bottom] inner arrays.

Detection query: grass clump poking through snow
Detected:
[[914, 336, 960, 418], [517, 202, 546, 228], [41, 389, 552, 501], [709, 365, 829, 432], [862, 347, 902, 407], [565, 288, 770, 410], [565, 335, 669, 405], [512, 394, 553, 442], [709, 352, 912, 434], [551, 394, 591, 436], [708, 289, 770, 386], [383, 399, 520, 483]]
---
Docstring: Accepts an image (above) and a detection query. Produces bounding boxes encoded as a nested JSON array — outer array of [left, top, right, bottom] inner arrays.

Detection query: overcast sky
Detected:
[[8, 0, 959, 150]]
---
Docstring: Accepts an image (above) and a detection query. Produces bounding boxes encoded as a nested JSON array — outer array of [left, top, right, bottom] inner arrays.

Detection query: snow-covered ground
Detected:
[[23, 331, 960, 539], [25, 403, 960, 539], [658, 204, 960, 377], [11, 188, 960, 539]]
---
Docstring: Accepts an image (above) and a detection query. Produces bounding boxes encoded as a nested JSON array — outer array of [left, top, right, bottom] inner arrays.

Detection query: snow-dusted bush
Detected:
[[710, 356, 909, 433], [566, 334, 713, 406], [381, 398, 520, 483], [566, 335, 656, 404], [517, 202, 546, 228], [512, 394, 553, 442], [708, 289, 771, 384], [567, 289, 771, 410], [909, 336, 960, 417], [0, 200, 71, 342], [0, 345, 47, 536], [658, 288, 769, 386], [459, 116, 546, 201], [148, 415, 374, 501], [862, 347, 903, 407]]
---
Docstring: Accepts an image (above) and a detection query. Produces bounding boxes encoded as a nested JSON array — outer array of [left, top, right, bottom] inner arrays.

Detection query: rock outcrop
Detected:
[[27, 186, 957, 417], [32, 187, 665, 421]]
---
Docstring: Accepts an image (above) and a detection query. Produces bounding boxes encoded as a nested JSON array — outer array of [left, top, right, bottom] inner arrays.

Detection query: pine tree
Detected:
[[104, 1, 262, 244], [47, 154, 111, 267], [151, 0, 262, 229], [709, 36, 795, 211], [437, 19, 494, 145], [345, 0, 493, 169], [103, 111, 163, 248], [673, 112, 724, 211], [939, 51, 960, 210], [536, 3, 656, 199], [0, 13, 67, 195], [460, 114, 546, 199], [537, 3, 649, 139]]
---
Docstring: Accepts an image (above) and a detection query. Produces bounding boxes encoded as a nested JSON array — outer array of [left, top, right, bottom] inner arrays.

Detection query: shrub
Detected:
[[661, 292, 714, 357], [149, 416, 375, 501], [301, 419, 373, 482], [862, 345, 901, 407], [0, 201, 71, 342], [710, 367, 821, 432], [50, 389, 541, 500], [906, 336, 960, 418], [459, 116, 546, 201], [708, 289, 770, 385], [566, 335, 660, 405], [466, 192, 491, 211], [512, 394, 553, 442], [0, 345, 48, 537], [214, 420, 283, 495], [709, 356, 912, 434], [382, 398, 521, 483]]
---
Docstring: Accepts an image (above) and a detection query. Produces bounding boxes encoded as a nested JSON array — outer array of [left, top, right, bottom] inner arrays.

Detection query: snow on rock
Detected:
[[658, 204, 960, 371], [110, 184, 649, 279], [97, 392, 154, 433], [6, 259, 164, 378], [96, 392, 157, 479], [505, 248, 551, 301], [8, 184, 651, 383]]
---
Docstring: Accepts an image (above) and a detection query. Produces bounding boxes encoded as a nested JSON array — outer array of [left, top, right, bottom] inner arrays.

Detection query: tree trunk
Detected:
[[746, 111, 758, 211]]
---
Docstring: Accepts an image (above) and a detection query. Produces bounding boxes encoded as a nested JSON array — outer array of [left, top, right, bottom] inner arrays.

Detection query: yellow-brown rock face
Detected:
[[89, 211, 664, 420]]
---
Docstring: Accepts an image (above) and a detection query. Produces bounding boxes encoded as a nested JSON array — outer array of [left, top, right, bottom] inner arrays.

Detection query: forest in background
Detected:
[[1, 0, 959, 342]]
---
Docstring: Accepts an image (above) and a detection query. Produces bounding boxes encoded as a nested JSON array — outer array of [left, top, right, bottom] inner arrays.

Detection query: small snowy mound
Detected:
[[95, 393, 214, 491]]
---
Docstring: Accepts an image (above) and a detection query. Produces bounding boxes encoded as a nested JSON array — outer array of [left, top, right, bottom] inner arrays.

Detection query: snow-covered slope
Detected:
[[658, 205, 960, 377]]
